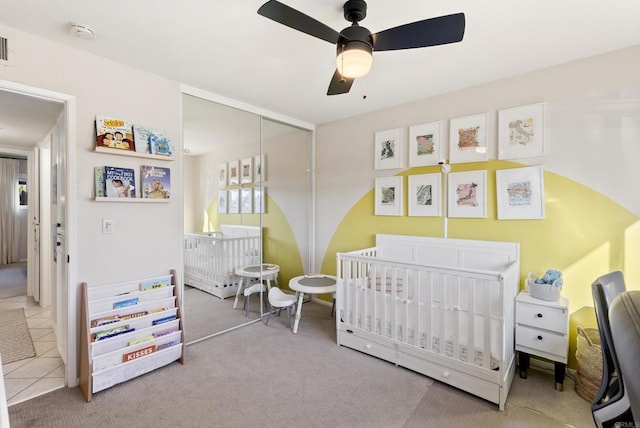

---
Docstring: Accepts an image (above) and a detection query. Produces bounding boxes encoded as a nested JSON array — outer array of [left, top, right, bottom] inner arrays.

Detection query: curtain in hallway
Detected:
[[0, 158, 20, 264]]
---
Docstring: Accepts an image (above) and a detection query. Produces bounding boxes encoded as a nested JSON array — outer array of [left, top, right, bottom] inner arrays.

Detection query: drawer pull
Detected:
[[536, 313, 543, 318], [365, 343, 372, 350], [442, 371, 450, 378], [537, 335, 543, 341]]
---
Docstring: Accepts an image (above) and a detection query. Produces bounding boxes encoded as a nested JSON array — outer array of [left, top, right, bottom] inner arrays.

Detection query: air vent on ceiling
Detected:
[[0, 36, 11, 66]]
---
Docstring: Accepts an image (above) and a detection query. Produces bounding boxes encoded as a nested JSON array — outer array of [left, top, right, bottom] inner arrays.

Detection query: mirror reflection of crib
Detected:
[[184, 225, 261, 300]]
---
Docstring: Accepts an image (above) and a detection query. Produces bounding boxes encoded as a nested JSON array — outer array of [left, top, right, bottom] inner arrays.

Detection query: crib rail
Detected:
[[184, 233, 260, 297], [336, 251, 518, 373]]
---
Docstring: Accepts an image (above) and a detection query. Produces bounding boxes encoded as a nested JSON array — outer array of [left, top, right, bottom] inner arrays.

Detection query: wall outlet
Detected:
[[102, 218, 113, 234]]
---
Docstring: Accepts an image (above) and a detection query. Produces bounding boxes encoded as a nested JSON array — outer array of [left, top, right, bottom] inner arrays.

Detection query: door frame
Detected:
[[0, 79, 78, 387]]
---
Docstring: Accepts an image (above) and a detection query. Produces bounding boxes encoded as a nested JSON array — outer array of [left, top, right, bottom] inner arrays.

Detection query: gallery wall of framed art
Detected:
[[371, 102, 547, 221]]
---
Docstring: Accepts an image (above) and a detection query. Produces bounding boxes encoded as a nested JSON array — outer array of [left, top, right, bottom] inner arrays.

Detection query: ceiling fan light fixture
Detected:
[[336, 41, 372, 78]]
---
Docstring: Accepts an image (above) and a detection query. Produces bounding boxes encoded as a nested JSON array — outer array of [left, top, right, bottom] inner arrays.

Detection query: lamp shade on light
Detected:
[[336, 41, 373, 78]]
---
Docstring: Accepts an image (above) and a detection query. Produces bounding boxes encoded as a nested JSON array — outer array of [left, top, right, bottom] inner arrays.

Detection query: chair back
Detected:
[[596, 271, 626, 308], [591, 273, 633, 426]]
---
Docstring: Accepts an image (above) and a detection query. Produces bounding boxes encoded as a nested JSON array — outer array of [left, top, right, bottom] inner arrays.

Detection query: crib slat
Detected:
[[452, 275, 460, 361], [483, 279, 491, 369], [467, 277, 476, 366], [438, 273, 446, 356]]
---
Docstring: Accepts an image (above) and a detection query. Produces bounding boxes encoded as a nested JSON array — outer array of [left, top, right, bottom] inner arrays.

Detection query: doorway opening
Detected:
[[0, 81, 75, 404]]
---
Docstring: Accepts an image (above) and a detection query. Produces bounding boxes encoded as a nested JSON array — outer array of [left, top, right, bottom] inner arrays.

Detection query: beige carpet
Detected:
[[0, 262, 28, 299], [8, 302, 594, 427], [0, 308, 36, 364]]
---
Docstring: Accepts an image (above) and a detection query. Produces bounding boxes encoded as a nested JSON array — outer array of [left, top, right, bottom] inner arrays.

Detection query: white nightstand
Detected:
[[515, 291, 570, 391]]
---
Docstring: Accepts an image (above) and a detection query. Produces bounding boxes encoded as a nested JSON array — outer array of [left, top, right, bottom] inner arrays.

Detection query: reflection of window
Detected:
[[18, 179, 27, 206]]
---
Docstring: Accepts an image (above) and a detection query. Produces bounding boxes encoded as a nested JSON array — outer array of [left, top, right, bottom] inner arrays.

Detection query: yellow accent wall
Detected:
[[205, 194, 304, 290], [320, 160, 640, 367]]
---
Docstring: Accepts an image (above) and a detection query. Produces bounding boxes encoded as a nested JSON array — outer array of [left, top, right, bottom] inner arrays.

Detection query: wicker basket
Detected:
[[575, 326, 603, 402]]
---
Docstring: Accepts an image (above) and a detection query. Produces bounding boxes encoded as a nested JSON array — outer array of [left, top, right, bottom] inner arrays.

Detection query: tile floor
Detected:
[[1, 295, 65, 406]]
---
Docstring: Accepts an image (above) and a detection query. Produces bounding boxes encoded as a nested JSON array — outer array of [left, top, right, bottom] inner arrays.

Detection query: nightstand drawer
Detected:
[[516, 302, 568, 334], [516, 324, 567, 357]]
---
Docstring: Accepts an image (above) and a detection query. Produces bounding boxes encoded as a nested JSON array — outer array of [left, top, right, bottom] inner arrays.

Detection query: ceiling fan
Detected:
[[257, 0, 465, 95]]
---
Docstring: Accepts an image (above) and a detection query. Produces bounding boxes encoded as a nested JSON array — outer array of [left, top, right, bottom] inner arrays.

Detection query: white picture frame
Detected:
[[253, 187, 265, 214], [217, 162, 227, 188], [241, 157, 253, 184], [498, 102, 545, 160], [449, 113, 489, 164], [217, 190, 227, 214], [374, 176, 404, 216], [240, 187, 253, 213], [408, 173, 441, 217], [227, 188, 240, 213], [228, 160, 240, 185], [448, 170, 487, 218], [374, 128, 404, 170], [253, 154, 266, 182], [408, 121, 443, 166], [496, 166, 545, 219]]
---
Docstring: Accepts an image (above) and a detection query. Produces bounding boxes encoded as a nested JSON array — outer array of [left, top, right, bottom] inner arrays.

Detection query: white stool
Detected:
[[265, 287, 297, 329]]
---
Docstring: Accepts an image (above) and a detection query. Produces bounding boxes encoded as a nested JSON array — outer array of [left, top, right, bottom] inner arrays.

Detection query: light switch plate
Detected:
[[102, 218, 113, 234]]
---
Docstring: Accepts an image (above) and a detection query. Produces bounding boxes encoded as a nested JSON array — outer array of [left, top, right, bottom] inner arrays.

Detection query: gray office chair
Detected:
[[609, 290, 640, 421], [591, 272, 634, 427]]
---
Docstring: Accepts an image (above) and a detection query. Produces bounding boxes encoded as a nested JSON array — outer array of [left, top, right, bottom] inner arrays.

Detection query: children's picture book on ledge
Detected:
[[96, 116, 135, 151], [104, 166, 136, 198], [141, 165, 170, 199], [149, 133, 173, 157], [133, 124, 166, 155]]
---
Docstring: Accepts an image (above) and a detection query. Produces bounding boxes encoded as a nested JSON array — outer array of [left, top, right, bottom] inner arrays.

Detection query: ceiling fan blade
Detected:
[[372, 13, 465, 51], [327, 70, 354, 96], [258, 0, 340, 44]]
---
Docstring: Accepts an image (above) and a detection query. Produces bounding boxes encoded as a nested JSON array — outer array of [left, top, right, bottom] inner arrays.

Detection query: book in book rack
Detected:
[[79, 270, 184, 402], [140, 165, 170, 199], [96, 116, 136, 152], [100, 166, 136, 198]]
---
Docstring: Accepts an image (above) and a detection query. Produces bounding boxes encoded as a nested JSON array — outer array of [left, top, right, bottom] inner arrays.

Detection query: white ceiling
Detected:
[[0, 89, 63, 150], [1, 0, 639, 129]]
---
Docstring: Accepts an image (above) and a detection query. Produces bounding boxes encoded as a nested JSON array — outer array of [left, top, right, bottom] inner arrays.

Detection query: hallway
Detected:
[[1, 264, 65, 405]]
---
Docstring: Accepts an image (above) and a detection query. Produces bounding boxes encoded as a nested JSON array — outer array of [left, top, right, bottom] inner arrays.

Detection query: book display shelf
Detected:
[[79, 270, 185, 402], [93, 149, 172, 203]]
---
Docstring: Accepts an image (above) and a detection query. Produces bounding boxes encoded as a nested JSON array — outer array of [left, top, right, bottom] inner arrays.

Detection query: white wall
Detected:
[[315, 45, 640, 269], [0, 24, 183, 383]]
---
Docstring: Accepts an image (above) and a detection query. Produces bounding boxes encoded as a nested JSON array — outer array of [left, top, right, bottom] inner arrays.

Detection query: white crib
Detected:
[[184, 225, 261, 299], [336, 234, 520, 410]]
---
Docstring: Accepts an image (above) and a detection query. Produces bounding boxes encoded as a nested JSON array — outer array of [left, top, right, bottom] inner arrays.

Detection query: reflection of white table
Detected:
[[289, 275, 337, 334], [233, 264, 280, 316]]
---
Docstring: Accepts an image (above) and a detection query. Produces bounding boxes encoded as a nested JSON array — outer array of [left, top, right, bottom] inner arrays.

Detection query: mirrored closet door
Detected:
[[181, 94, 312, 344]]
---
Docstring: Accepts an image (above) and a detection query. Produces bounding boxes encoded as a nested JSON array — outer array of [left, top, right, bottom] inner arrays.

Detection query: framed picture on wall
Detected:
[[217, 162, 227, 188], [228, 188, 240, 213], [447, 170, 487, 218], [498, 102, 545, 160], [217, 190, 227, 214], [408, 173, 441, 217], [253, 154, 266, 182], [449, 113, 489, 164], [374, 128, 404, 170], [228, 160, 240, 185], [408, 121, 443, 166], [496, 166, 545, 219], [240, 187, 253, 213], [374, 176, 404, 216], [253, 187, 265, 214], [241, 157, 253, 184]]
